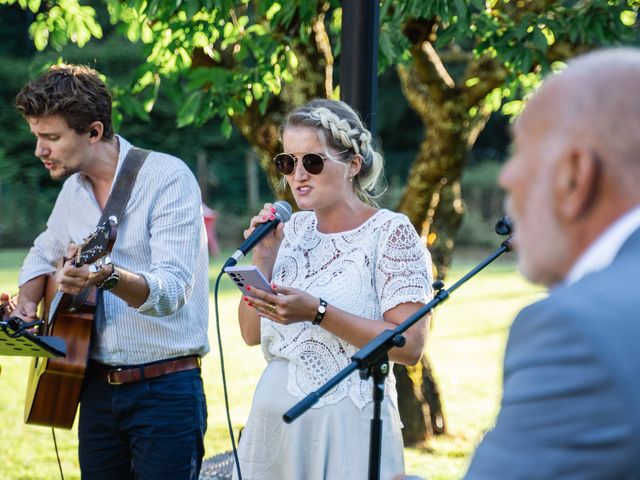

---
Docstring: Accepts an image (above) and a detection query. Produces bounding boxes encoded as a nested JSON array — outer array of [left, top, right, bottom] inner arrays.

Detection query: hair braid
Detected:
[[309, 107, 364, 154]]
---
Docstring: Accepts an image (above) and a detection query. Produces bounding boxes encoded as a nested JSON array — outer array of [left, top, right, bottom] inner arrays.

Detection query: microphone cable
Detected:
[[52, 428, 65, 480], [213, 270, 243, 480]]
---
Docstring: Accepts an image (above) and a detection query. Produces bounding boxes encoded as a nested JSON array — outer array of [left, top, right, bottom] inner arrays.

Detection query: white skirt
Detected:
[[234, 359, 405, 480]]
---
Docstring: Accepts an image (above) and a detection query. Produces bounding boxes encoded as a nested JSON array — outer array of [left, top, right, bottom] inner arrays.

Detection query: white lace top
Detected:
[[260, 209, 433, 410]]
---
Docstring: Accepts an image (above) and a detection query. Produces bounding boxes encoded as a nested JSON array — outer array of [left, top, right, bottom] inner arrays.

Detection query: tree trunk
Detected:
[[391, 16, 507, 445]]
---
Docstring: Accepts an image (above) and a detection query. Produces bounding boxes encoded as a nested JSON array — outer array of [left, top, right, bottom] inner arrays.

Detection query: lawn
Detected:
[[0, 247, 544, 480]]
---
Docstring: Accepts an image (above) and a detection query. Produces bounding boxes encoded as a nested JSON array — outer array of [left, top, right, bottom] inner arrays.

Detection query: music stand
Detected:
[[0, 318, 66, 358]]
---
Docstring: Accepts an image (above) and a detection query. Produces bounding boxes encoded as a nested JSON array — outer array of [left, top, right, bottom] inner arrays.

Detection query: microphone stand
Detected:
[[283, 233, 513, 480]]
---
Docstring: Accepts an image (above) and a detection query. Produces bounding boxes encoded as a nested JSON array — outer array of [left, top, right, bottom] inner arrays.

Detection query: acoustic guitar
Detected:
[[24, 217, 117, 429]]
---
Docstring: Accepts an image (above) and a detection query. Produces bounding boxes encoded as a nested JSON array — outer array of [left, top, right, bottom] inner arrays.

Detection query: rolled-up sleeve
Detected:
[[135, 170, 206, 316]]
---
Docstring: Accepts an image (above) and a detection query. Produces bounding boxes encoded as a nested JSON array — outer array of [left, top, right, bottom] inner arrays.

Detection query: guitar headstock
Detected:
[[74, 216, 118, 267]]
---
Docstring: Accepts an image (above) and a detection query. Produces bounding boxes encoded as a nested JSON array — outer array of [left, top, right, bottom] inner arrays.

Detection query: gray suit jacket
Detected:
[[465, 228, 640, 479]]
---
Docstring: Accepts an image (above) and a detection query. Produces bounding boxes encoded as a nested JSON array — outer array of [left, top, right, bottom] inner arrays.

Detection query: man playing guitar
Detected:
[[12, 64, 210, 480]]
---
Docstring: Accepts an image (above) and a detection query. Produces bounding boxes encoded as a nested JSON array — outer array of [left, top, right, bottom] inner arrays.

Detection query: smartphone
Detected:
[[224, 265, 274, 295]]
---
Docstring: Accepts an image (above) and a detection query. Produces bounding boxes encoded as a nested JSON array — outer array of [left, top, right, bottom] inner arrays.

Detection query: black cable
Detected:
[[213, 271, 242, 480], [51, 428, 65, 480]]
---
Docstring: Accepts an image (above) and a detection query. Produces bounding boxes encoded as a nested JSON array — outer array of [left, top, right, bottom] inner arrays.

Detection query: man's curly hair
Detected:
[[15, 64, 114, 139]]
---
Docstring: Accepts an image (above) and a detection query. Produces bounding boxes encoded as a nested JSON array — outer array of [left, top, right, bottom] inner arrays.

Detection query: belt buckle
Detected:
[[107, 367, 125, 385]]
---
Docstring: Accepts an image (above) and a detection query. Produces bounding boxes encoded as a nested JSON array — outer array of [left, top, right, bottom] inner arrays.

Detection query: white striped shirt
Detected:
[[19, 136, 210, 365]]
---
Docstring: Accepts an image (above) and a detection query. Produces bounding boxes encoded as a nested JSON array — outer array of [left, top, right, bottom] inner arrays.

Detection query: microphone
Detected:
[[494, 216, 513, 236], [223, 201, 293, 269]]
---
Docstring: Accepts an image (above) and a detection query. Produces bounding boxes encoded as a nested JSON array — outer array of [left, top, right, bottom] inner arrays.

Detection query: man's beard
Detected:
[[50, 164, 80, 180]]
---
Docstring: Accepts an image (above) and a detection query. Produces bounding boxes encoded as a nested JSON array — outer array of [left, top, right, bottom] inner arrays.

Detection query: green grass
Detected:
[[0, 248, 544, 480]]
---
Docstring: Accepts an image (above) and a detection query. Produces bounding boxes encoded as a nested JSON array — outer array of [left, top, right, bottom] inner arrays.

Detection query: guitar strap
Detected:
[[94, 146, 150, 333], [98, 146, 150, 226]]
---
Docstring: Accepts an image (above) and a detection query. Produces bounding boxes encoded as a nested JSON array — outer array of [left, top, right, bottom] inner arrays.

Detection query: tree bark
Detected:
[[390, 16, 508, 445]]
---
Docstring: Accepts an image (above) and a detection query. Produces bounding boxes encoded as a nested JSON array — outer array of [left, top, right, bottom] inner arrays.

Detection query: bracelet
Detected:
[[312, 298, 328, 325]]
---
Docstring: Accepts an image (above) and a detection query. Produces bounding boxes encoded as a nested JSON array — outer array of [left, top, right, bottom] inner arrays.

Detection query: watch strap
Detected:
[[97, 263, 120, 290]]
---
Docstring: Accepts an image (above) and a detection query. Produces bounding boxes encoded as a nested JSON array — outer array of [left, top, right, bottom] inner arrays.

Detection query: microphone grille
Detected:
[[494, 216, 513, 236], [273, 201, 293, 223]]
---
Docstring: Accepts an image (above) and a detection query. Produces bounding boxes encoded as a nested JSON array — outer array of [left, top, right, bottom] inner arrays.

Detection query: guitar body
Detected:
[[23, 218, 117, 429], [24, 277, 96, 429]]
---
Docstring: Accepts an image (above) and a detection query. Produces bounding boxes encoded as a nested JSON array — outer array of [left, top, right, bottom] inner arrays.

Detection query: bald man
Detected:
[[463, 47, 640, 479]]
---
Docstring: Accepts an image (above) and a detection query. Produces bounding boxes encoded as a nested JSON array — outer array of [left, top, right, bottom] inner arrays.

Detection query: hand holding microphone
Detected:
[[223, 201, 292, 269]]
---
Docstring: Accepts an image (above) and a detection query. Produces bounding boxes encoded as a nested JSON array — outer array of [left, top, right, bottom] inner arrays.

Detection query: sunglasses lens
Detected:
[[274, 153, 295, 175], [302, 153, 324, 174]]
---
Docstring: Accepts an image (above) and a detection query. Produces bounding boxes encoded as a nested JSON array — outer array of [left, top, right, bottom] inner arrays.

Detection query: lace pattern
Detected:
[[261, 209, 433, 410]]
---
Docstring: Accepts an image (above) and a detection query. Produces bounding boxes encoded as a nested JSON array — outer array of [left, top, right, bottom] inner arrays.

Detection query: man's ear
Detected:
[[554, 147, 601, 221], [88, 121, 104, 143]]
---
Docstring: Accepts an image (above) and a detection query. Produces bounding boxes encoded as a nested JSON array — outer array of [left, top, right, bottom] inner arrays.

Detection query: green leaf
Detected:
[[620, 10, 637, 27], [178, 91, 203, 127], [220, 116, 233, 138], [185, 0, 200, 19], [258, 93, 269, 115], [453, 0, 470, 29], [531, 26, 548, 53], [433, 27, 457, 49], [465, 77, 480, 87], [27, 0, 41, 13], [265, 3, 282, 21], [285, 48, 298, 69], [30, 21, 49, 51], [252, 82, 264, 100], [502, 100, 524, 117], [141, 22, 153, 43]]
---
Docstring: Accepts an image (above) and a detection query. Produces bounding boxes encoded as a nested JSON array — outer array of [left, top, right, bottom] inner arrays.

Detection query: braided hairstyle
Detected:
[[281, 98, 385, 205]]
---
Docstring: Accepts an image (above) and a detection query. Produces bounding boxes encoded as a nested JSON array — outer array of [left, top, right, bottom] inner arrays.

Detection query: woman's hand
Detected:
[[242, 283, 319, 325], [244, 282, 429, 365], [244, 203, 285, 272]]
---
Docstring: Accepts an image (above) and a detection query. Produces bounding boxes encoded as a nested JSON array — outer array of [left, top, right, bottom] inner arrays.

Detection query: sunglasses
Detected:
[[273, 150, 349, 175]]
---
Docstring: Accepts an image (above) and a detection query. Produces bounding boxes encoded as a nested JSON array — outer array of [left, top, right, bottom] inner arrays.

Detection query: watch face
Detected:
[[101, 276, 119, 290], [318, 305, 327, 314]]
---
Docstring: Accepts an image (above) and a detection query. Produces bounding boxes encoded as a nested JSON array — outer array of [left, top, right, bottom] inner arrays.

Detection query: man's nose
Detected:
[[35, 140, 50, 157]]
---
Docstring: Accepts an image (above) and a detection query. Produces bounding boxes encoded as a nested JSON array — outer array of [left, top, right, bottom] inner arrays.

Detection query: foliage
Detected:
[[0, 1, 342, 133], [6, 0, 635, 134], [380, 0, 639, 116]]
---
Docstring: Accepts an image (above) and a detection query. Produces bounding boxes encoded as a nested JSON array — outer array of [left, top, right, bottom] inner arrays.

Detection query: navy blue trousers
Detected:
[[78, 365, 207, 480]]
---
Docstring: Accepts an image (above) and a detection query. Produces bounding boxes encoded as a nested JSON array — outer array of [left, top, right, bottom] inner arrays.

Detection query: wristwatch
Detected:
[[312, 298, 328, 325], [97, 256, 120, 291]]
